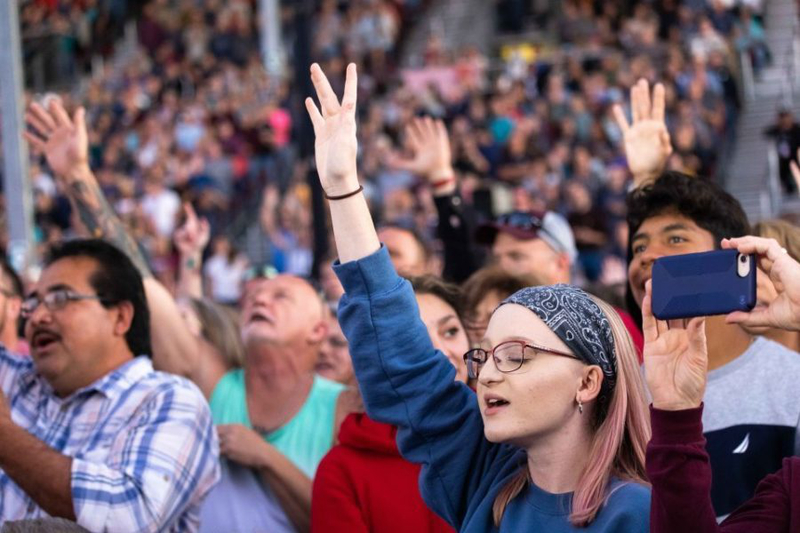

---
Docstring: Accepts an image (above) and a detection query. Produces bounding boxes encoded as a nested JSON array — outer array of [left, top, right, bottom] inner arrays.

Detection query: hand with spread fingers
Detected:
[[642, 280, 708, 411], [387, 117, 455, 193], [613, 78, 673, 188], [723, 236, 800, 331], [305, 63, 360, 197], [173, 202, 210, 258], [24, 98, 90, 179]]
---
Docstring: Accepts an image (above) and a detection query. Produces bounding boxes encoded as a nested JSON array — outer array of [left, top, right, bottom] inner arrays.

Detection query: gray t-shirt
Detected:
[[703, 336, 800, 519], [199, 459, 295, 533]]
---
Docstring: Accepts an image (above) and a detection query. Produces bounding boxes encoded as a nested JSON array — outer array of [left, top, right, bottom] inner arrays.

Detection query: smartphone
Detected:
[[651, 249, 756, 320]]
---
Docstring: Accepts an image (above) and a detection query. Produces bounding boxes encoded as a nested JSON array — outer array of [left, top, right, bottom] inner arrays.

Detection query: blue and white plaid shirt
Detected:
[[0, 349, 220, 532]]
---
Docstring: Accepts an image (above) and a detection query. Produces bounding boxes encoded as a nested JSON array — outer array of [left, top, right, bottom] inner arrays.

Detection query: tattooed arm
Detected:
[[69, 169, 153, 277], [24, 100, 223, 396]]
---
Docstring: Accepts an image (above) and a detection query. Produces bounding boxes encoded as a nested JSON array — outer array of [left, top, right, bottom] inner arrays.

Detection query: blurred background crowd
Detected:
[[1, 0, 787, 306]]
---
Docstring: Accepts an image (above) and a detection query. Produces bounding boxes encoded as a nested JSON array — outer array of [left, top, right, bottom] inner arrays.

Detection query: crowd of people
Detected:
[[17, 0, 776, 300], [1, 0, 800, 532]]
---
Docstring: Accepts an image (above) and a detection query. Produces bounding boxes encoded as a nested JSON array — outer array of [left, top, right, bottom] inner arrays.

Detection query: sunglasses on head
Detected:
[[495, 212, 543, 232]]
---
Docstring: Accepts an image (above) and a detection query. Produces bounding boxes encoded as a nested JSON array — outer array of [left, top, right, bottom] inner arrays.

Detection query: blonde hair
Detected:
[[189, 298, 245, 368], [753, 219, 800, 261], [492, 296, 650, 527]]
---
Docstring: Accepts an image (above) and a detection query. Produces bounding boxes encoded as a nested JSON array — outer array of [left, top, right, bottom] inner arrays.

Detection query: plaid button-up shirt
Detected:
[[0, 349, 220, 532]]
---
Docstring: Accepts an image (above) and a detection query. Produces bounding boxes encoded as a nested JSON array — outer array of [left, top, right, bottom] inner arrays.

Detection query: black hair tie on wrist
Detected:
[[324, 185, 364, 201]]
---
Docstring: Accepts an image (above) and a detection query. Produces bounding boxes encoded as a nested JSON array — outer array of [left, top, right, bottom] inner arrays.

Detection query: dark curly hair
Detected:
[[625, 172, 750, 323]]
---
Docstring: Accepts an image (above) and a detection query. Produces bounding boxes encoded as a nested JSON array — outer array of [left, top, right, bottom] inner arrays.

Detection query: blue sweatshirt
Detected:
[[334, 247, 650, 532]]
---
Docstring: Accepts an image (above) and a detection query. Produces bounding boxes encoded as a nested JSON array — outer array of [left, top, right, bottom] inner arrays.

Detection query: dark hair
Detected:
[[45, 239, 151, 357], [461, 265, 545, 327], [625, 172, 750, 322], [409, 275, 466, 326], [379, 224, 431, 262], [0, 257, 24, 298]]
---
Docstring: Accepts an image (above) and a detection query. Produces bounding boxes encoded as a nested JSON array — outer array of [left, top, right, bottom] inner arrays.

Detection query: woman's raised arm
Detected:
[[305, 63, 380, 263]]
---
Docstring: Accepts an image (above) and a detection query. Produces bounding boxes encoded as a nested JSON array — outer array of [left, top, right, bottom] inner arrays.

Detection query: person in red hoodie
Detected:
[[312, 276, 470, 533], [643, 235, 800, 532]]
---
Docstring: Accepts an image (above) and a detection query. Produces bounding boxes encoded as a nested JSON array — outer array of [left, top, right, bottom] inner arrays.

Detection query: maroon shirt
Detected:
[[648, 405, 800, 532]]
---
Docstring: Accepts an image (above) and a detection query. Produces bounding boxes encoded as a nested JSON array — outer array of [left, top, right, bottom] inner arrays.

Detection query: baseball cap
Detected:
[[475, 210, 578, 263]]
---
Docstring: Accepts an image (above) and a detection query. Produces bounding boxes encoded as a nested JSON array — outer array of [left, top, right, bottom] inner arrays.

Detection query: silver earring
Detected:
[[577, 399, 583, 415]]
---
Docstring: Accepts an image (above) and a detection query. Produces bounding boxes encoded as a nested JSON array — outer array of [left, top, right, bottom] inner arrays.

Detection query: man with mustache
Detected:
[[24, 99, 344, 533], [0, 239, 219, 531]]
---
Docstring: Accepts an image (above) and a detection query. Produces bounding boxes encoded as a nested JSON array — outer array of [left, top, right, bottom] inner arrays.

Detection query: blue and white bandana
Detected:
[[499, 284, 617, 411]]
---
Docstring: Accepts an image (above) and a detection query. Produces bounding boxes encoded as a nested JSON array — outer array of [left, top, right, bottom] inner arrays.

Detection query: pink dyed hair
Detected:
[[492, 296, 651, 527]]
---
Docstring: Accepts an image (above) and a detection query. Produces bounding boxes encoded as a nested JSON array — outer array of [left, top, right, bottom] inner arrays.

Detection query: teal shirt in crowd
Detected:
[[209, 369, 344, 478], [333, 246, 650, 532]]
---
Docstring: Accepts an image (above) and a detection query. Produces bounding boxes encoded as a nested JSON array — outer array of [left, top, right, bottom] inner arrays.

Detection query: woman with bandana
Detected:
[[305, 63, 652, 531]]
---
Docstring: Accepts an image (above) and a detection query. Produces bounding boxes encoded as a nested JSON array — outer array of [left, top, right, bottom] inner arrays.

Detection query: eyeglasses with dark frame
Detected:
[[463, 339, 580, 380], [21, 290, 110, 319]]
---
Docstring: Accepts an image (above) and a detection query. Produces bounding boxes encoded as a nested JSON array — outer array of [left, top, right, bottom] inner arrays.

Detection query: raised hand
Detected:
[[723, 236, 800, 331], [642, 280, 708, 411], [387, 117, 454, 183], [173, 203, 210, 258], [305, 63, 359, 197], [24, 99, 89, 178], [613, 79, 672, 187]]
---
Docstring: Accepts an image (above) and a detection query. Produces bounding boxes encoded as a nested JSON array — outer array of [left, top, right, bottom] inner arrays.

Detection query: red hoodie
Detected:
[[312, 413, 454, 533]]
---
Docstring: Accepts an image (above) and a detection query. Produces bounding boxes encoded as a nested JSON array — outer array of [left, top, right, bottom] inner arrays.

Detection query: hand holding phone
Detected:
[[651, 249, 756, 320]]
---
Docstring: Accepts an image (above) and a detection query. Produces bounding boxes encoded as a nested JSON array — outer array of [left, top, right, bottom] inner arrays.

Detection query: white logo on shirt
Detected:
[[732, 433, 750, 454]]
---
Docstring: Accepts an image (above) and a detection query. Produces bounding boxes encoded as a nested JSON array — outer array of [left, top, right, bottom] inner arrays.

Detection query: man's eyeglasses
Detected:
[[463, 339, 579, 380], [21, 290, 109, 319]]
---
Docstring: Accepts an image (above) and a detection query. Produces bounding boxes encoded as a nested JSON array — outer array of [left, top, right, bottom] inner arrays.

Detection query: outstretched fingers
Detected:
[[652, 83, 666, 123], [637, 79, 652, 122], [23, 130, 46, 152], [73, 106, 87, 134], [309, 63, 340, 117], [28, 102, 57, 133], [612, 104, 630, 136], [434, 119, 448, 144], [642, 280, 659, 343], [722, 236, 784, 263], [49, 98, 73, 129], [341, 63, 357, 114], [305, 97, 324, 134]]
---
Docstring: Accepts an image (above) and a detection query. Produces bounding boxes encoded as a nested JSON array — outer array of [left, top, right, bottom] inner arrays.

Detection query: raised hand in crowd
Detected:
[[305, 63, 380, 263], [613, 79, 673, 189], [386, 117, 457, 196], [173, 202, 210, 300], [24, 98, 151, 276], [24, 99, 89, 179], [723, 236, 800, 331], [641, 280, 708, 411], [24, 97, 213, 395]]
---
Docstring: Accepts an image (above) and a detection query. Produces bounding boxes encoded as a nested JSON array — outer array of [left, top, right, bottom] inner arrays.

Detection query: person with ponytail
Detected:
[[304, 62, 651, 531]]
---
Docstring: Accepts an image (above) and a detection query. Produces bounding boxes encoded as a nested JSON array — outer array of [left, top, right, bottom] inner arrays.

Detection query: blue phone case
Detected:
[[651, 249, 756, 320]]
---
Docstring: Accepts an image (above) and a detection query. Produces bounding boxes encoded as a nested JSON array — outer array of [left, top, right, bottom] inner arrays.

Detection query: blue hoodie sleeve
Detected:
[[334, 246, 517, 529]]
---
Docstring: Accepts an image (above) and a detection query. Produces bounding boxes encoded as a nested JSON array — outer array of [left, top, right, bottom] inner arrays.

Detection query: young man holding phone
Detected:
[[625, 171, 800, 520]]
